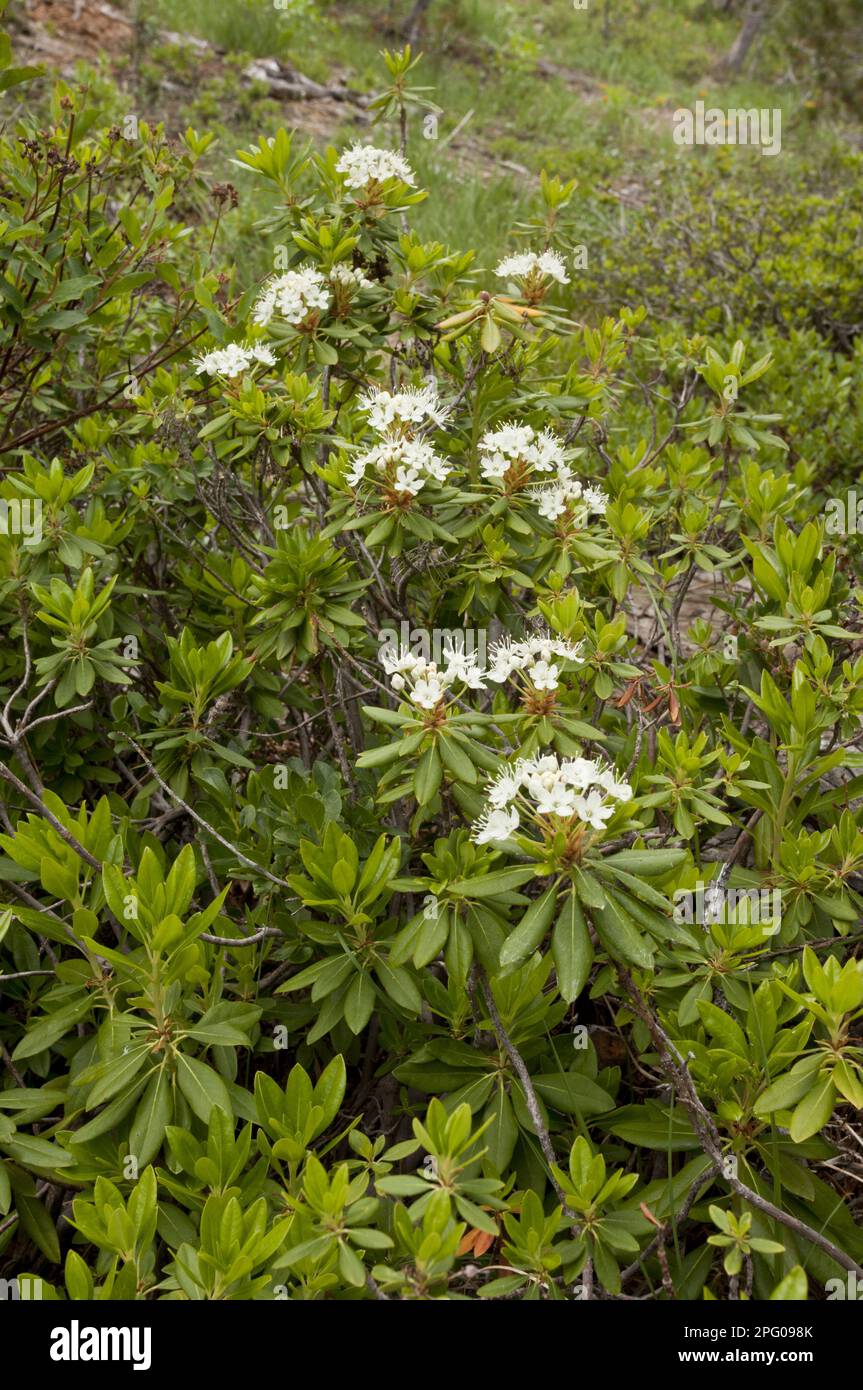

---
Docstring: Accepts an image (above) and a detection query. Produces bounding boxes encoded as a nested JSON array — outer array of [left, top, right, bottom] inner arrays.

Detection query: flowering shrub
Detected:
[[1, 29, 862, 1306]]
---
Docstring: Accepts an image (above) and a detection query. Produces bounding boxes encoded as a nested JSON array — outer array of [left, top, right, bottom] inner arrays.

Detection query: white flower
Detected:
[[596, 767, 633, 801], [486, 630, 582, 692], [472, 807, 520, 845], [532, 429, 567, 472], [382, 646, 486, 712], [470, 749, 632, 844], [531, 465, 608, 524], [442, 642, 485, 689], [584, 485, 608, 515], [494, 250, 569, 285], [336, 143, 416, 191], [529, 659, 559, 691], [519, 754, 559, 778], [252, 265, 330, 327], [573, 789, 616, 830], [560, 757, 601, 791], [533, 779, 579, 818], [477, 423, 566, 486], [480, 423, 536, 459], [348, 437, 450, 496], [251, 343, 276, 364], [394, 464, 425, 495], [382, 645, 421, 677], [412, 675, 446, 710], [360, 384, 449, 434], [487, 767, 522, 808], [193, 341, 276, 378]]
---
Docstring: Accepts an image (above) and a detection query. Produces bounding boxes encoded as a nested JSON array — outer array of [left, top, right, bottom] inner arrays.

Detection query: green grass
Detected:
[[125, 0, 862, 283], [148, 0, 323, 58]]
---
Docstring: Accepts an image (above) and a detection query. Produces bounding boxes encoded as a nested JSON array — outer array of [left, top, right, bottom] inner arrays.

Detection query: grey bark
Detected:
[[723, 0, 770, 74]]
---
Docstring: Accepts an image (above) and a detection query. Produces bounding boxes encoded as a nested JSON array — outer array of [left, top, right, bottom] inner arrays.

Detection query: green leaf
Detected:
[[414, 746, 442, 805], [789, 1075, 835, 1143], [696, 1000, 748, 1058], [338, 1239, 367, 1286], [449, 867, 536, 898], [602, 849, 688, 877], [770, 1266, 808, 1301], [16, 1192, 60, 1264], [1, 1133, 75, 1170], [312, 1055, 346, 1132], [344, 972, 376, 1034], [176, 1054, 232, 1124], [185, 1022, 251, 1047], [602, 1103, 701, 1151], [551, 893, 593, 1003], [533, 1072, 615, 1116], [754, 1058, 823, 1116], [11, 996, 92, 1061], [499, 886, 558, 968], [375, 960, 422, 1014], [128, 1068, 172, 1167], [592, 895, 654, 969], [439, 734, 477, 784], [483, 1084, 518, 1173], [65, 1249, 94, 1300]]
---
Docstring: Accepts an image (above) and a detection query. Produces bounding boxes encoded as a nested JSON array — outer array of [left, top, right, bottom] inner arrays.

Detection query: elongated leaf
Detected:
[[552, 893, 593, 1003], [499, 886, 558, 968], [176, 1053, 232, 1124], [128, 1068, 172, 1167]]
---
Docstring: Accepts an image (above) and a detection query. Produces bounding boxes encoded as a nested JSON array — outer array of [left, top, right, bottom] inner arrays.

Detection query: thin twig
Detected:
[[120, 735, 296, 895], [618, 967, 863, 1278], [478, 967, 572, 1215]]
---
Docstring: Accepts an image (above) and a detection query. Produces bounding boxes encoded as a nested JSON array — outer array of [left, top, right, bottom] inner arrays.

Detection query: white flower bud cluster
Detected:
[[193, 342, 276, 378], [329, 263, 374, 293], [252, 265, 331, 328], [486, 631, 583, 692], [472, 751, 633, 843], [494, 250, 570, 286], [335, 144, 416, 191], [382, 643, 485, 711]]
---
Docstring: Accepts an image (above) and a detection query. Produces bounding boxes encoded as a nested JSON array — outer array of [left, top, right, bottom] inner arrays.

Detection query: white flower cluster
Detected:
[[478, 423, 565, 485], [252, 266, 330, 328], [193, 342, 276, 378], [329, 264, 374, 293], [487, 631, 583, 692], [348, 385, 452, 497], [382, 644, 485, 711], [347, 438, 450, 497], [360, 384, 449, 436], [336, 144, 416, 191], [530, 466, 608, 524], [495, 250, 569, 286], [472, 752, 633, 844]]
